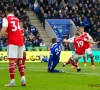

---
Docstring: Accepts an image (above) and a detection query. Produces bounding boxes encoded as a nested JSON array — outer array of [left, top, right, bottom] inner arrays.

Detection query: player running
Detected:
[[47, 26, 64, 73], [62, 32, 99, 72], [20, 21, 26, 68], [79, 27, 95, 69], [0, 6, 26, 86]]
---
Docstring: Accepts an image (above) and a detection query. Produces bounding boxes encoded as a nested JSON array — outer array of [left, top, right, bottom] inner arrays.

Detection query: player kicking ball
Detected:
[[47, 26, 64, 73], [0, 6, 26, 86], [62, 32, 99, 72]]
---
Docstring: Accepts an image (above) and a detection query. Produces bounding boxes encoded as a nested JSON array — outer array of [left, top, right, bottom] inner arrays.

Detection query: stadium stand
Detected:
[[33, 0, 100, 48], [0, 0, 100, 51], [0, 0, 49, 51]]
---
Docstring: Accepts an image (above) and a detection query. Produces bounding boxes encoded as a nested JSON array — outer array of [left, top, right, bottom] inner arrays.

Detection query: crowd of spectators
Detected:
[[33, 0, 100, 48], [0, 0, 100, 51], [0, 0, 46, 51]]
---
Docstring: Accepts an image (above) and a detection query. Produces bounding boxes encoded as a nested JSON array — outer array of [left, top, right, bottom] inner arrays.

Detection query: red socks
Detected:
[[83, 56, 86, 64], [66, 61, 70, 65], [71, 62, 78, 68], [89, 54, 94, 65], [22, 56, 26, 65], [18, 63, 25, 76], [9, 63, 15, 79]]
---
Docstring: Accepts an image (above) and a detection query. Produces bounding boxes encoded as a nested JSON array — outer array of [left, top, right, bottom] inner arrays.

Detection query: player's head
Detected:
[[79, 26, 84, 33], [6, 6, 14, 15], [74, 32, 80, 37], [76, 29, 79, 33], [52, 38, 57, 44]]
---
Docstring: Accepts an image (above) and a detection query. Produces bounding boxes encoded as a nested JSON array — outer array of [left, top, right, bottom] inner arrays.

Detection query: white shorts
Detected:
[[7, 44, 23, 60], [85, 48, 92, 55], [70, 53, 83, 61], [23, 45, 26, 51]]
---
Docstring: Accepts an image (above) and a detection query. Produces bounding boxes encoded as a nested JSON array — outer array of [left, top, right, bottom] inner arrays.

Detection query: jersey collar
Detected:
[[52, 43, 57, 46], [7, 14, 14, 16], [81, 32, 85, 35]]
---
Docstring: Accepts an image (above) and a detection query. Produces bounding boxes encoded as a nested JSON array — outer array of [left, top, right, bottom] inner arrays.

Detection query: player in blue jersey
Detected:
[[47, 26, 64, 73]]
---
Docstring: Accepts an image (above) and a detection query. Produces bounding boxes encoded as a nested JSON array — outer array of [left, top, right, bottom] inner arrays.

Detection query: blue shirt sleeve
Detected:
[[48, 47, 54, 67], [56, 28, 62, 45]]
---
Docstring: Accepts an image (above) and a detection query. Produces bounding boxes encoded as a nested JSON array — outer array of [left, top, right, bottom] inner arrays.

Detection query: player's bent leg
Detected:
[[48, 63, 64, 73], [70, 60, 81, 72], [71, 60, 78, 69], [62, 60, 70, 67], [70, 54, 83, 72], [48, 63, 59, 72], [63, 53, 76, 67]]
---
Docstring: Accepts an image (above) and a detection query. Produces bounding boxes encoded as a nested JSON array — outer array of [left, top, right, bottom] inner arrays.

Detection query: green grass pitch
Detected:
[[0, 62, 100, 90]]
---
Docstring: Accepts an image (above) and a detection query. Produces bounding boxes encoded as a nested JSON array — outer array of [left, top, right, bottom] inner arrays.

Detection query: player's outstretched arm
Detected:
[[53, 26, 62, 44], [86, 39, 99, 45], [63, 38, 72, 43]]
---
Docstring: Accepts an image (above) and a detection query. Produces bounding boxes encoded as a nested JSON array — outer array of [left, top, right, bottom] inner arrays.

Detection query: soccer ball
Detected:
[[29, 55, 36, 61]]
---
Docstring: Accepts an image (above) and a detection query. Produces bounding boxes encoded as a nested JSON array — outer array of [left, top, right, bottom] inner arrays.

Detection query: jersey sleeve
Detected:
[[86, 33, 92, 39], [2, 18, 8, 27], [56, 28, 62, 45], [68, 36, 74, 43]]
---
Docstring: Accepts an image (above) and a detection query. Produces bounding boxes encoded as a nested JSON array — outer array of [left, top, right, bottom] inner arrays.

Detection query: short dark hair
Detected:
[[75, 32, 80, 36], [7, 6, 14, 13], [52, 38, 57, 44]]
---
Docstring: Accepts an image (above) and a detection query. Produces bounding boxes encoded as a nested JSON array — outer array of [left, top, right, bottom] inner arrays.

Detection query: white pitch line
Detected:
[[26, 69, 100, 76], [0, 67, 100, 76], [1, 66, 100, 69], [66, 72, 100, 76]]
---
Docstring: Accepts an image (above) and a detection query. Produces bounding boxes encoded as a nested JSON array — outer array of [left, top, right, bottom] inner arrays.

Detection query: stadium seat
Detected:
[[27, 47, 32, 51], [35, 47, 39, 51], [2, 47, 7, 51], [42, 46, 47, 51]]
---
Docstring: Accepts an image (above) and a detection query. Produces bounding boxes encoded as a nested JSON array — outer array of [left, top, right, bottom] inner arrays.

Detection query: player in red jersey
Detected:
[[79, 27, 95, 69], [62, 32, 98, 72], [68, 30, 87, 69], [0, 6, 26, 87], [20, 21, 26, 68]]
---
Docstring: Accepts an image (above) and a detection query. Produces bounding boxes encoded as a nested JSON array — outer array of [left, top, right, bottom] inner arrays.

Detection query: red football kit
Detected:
[[81, 32, 92, 49], [74, 36, 86, 55], [5, 15, 23, 46]]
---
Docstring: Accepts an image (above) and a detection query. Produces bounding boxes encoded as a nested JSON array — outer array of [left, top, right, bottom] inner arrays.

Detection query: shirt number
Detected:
[[11, 21, 20, 31], [55, 46, 61, 55], [76, 41, 84, 48]]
